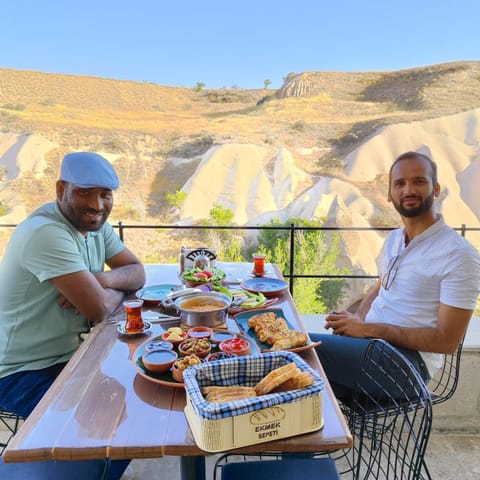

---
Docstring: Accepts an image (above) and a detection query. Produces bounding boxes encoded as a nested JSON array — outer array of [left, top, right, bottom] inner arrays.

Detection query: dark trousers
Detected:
[[0, 363, 129, 480], [309, 333, 430, 403]]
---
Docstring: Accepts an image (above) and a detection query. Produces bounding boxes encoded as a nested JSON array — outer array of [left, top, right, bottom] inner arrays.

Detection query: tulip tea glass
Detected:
[[123, 299, 144, 333], [252, 253, 266, 276]]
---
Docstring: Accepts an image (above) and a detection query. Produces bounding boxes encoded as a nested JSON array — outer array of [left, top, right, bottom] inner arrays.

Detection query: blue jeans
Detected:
[[309, 333, 430, 403], [0, 363, 129, 480]]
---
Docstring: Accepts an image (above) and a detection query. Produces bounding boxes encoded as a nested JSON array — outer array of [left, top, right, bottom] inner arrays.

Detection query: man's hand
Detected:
[[56, 293, 80, 314], [326, 304, 474, 354], [324, 310, 368, 337], [50, 247, 145, 324]]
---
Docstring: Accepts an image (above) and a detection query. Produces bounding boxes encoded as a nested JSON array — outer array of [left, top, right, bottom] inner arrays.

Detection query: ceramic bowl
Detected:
[[206, 351, 237, 362], [161, 328, 187, 346], [187, 326, 213, 339], [210, 330, 237, 344], [142, 349, 178, 373], [178, 338, 212, 358], [183, 279, 214, 288], [219, 337, 251, 356], [172, 354, 203, 382], [181, 268, 226, 288], [145, 339, 174, 352], [171, 363, 184, 383]]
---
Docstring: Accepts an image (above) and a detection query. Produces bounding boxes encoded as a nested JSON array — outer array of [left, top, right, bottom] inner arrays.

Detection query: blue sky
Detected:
[[1, 0, 479, 89]]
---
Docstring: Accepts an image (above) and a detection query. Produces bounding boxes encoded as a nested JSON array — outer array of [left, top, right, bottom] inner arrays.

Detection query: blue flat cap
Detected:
[[60, 152, 119, 189]]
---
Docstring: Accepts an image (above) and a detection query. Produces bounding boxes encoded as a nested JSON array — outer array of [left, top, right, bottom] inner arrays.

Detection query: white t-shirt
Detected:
[[366, 215, 480, 377]]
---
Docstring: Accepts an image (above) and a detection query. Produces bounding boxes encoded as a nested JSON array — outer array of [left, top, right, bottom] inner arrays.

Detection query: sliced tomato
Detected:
[[193, 272, 209, 279]]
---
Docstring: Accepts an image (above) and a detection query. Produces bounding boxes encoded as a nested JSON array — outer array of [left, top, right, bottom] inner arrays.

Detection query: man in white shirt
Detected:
[[311, 151, 480, 401]]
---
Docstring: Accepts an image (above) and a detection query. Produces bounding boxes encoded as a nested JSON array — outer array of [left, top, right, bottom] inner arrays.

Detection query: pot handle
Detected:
[[162, 287, 202, 308]]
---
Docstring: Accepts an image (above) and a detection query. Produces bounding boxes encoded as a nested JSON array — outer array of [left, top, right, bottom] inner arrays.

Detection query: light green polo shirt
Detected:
[[0, 201, 125, 378]]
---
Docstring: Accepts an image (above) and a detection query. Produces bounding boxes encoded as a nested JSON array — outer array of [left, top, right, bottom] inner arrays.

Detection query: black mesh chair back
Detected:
[[427, 333, 465, 406], [215, 339, 433, 480], [0, 410, 22, 455], [347, 298, 465, 407], [347, 339, 433, 479]]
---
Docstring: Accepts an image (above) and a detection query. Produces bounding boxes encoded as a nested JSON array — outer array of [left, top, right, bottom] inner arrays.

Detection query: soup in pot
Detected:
[[180, 299, 226, 311]]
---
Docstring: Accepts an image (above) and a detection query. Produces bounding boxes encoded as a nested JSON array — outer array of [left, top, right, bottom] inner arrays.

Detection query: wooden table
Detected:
[[3, 262, 352, 479]]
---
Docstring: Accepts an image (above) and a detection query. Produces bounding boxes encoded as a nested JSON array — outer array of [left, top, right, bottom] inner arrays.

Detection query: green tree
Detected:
[[165, 190, 187, 209], [0, 201, 10, 216], [194, 82, 205, 92], [257, 218, 350, 313], [264, 79, 272, 89], [202, 203, 243, 261]]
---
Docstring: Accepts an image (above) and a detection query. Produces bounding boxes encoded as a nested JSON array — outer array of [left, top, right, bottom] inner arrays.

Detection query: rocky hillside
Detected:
[[1, 62, 480, 288]]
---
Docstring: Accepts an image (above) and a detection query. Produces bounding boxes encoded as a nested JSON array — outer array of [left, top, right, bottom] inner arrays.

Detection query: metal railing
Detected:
[[115, 222, 480, 291], [5, 221, 477, 294], [1, 222, 479, 294], [115, 222, 395, 293]]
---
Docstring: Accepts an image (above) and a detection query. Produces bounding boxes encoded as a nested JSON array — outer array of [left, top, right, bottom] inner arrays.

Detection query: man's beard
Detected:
[[392, 191, 435, 218]]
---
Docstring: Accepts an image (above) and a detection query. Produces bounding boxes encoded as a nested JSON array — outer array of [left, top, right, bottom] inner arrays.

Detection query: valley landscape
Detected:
[[1, 62, 480, 309]]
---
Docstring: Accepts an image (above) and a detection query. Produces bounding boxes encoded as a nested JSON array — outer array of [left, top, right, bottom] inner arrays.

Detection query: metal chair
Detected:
[[0, 411, 22, 455], [214, 339, 433, 479], [347, 297, 466, 406], [427, 333, 465, 406], [415, 333, 466, 480]]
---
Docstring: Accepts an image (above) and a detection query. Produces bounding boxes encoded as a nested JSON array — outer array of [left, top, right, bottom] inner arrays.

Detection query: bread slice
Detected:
[[272, 371, 315, 392], [254, 362, 299, 396], [201, 386, 257, 403]]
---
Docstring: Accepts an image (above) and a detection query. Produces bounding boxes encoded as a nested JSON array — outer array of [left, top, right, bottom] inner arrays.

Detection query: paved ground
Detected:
[[120, 432, 480, 479], [2, 416, 480, 478]]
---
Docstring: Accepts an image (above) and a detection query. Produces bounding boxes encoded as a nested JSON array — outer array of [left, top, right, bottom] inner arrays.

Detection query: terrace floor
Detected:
[[2, 424, 479, 479], [120, 432, 480, 479]]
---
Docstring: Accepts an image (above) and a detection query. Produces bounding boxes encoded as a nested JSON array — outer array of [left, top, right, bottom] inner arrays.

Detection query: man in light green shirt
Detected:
[[0, 152, 145, 479], [0, 201, 129, 377]]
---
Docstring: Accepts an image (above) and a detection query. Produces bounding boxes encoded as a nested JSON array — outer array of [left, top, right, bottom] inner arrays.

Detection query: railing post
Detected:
[[461, 224, 466, 238], [118, 221, 124, 242], [289, 223, 295, 294]]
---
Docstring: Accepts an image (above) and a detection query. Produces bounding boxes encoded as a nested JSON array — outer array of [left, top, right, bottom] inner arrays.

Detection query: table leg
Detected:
[[180, 456, 206, 480]]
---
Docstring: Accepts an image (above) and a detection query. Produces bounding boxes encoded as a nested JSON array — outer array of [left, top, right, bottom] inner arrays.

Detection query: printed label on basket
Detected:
[[248, 406, 287, 441]]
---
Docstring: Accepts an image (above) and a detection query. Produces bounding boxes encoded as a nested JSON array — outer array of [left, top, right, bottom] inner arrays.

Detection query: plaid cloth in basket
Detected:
[[183, 351, 324, 420]]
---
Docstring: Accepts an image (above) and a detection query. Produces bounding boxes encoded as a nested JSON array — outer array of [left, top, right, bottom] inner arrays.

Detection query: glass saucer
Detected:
[[117, 321, 152, 337]]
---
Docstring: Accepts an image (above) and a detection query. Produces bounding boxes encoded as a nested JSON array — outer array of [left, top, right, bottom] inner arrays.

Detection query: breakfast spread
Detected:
[[135, 305, 313, 390], [247, 311, 308, 350]]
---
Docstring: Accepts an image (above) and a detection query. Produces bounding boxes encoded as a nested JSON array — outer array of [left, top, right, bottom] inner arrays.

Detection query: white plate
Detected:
[[117, 321, 152, 337]]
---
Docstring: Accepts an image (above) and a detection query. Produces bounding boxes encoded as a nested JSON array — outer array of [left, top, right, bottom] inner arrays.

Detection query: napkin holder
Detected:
[[179, 247, 217, 273]]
